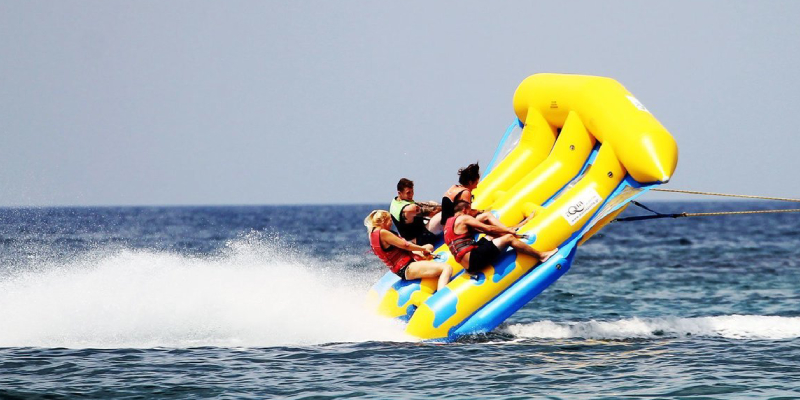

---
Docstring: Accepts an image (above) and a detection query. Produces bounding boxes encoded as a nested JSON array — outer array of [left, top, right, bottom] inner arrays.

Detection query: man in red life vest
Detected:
[[444, 201, 557, 276]]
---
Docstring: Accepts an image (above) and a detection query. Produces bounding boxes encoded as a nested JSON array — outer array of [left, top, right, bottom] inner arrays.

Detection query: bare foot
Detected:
[[539, 247, 558, 262]]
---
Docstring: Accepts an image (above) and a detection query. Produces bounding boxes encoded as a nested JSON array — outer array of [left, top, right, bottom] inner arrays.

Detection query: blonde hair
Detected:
[[364, 210, 392, 232]]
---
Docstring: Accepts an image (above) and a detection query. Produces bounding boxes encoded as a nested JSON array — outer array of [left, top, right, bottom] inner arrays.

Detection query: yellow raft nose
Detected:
[[627, 129, 678, 183], [512, 73, 678, 184]]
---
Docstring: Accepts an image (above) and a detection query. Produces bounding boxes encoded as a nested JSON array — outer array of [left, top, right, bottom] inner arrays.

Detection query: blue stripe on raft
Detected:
[[453, 244, 577, 337], [403, 305, 417, 321], [426, 287, 459, 329], [491, 250, 518, 283], [471, 271, 487, 285], [395, 280, 423, 307]]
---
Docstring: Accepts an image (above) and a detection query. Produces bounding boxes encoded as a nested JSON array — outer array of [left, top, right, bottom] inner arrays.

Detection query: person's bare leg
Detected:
[[490, 234, 514, 252], [493, 234, 557, 262], [426, 212, 443, 235], [436, 264, 453, 290], [477, 211, 533, 233], [476, 211, 502, 226], [511, 237, 557, 262], [406, 261, 453, 291]]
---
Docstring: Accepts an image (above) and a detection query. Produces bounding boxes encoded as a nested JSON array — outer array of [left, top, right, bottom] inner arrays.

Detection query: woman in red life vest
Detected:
[[443, 163, 480, 208], [443, 162, 509, 227], [365, 210, 453, 291]]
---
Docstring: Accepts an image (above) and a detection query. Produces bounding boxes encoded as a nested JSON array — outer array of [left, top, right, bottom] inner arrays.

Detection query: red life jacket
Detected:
[[369, 228, 414, 274], [444, 185, 472, 206], [444, 215, 477, 263]]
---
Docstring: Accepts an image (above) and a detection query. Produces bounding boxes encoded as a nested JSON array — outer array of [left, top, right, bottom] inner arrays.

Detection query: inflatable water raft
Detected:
[[368, 73, 678, 341]]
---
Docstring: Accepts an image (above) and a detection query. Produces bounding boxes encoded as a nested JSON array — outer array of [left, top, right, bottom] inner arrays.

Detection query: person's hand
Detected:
[[423, 244, 434, 253], [515, 232, 532, 241], [513, 213, 536, 230]]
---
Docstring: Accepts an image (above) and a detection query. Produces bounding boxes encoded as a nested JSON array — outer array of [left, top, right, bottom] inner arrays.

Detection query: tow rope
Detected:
[[613, 189, 800, 223]]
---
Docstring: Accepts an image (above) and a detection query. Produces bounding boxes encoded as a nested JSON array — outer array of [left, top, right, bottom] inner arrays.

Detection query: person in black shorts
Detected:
[[466, 237, 502, 274], [443, 201, 557, 275]]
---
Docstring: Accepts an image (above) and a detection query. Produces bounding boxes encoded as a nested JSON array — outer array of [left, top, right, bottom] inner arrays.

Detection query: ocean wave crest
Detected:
[[0, 235, 407, 348], [504, 315, 800, 340]]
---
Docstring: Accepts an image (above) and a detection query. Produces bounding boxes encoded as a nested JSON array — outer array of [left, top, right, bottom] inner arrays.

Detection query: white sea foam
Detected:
[[504, 315, 800, 340], [0, 236, 411, 348]]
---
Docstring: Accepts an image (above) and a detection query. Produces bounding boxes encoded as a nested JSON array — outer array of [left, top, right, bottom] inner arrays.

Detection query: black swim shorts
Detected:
[[395, 262, 412, 280], [467, 237, 501, 274], [415, 230, 440, 247]]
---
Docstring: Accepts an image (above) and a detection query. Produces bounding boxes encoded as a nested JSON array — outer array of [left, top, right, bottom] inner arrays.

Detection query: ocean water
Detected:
[[0, 202, 799, 399]]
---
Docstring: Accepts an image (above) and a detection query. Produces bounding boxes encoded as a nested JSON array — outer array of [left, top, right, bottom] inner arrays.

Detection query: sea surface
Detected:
[[1, 201, 799, 399]]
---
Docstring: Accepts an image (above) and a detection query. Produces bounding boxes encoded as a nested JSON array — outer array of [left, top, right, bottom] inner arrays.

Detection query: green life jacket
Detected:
[[390, 197, 414, 223], [389, 197, 431, 242]]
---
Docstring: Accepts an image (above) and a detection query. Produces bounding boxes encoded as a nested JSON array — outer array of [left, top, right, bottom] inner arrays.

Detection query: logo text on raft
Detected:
[[561, 187, 603, 226], [567, 202, 585, 215]]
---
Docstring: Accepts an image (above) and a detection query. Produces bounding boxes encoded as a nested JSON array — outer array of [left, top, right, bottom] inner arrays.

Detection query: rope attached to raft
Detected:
[[651, 188, 800, 203], [613, 189, 800, 223]]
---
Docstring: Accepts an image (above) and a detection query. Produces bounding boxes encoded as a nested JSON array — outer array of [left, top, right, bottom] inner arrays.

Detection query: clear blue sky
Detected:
[[1, 1, 798, 206]]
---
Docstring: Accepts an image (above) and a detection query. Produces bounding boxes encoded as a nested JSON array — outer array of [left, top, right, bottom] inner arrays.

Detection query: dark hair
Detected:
[[454, 201, 471, 214], [458, 162, 480, 186], [397, 178, 414, 192]]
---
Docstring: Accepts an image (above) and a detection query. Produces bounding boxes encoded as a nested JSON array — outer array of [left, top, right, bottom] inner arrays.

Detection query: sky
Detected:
[[1, 1, 798, 206]]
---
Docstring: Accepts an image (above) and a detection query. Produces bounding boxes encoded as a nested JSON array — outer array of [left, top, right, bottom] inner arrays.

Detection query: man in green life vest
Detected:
[[389, 178, 443, 247]]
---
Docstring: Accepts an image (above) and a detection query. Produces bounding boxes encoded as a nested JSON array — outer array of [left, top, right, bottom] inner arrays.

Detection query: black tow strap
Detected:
[[613, 201, 686, 222]]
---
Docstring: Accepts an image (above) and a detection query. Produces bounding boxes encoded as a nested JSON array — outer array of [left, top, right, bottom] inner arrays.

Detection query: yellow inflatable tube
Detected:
[[369, 73, 678, 341]]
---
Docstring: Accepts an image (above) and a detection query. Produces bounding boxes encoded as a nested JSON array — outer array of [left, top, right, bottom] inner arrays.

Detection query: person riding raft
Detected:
[[440, 162, 557, 276], [443, 162, 511, 231], [443, 162, 481, 209], [390, 178, 442, 247], [441, 201, 558, 276], [365, 210, 453, 291]]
